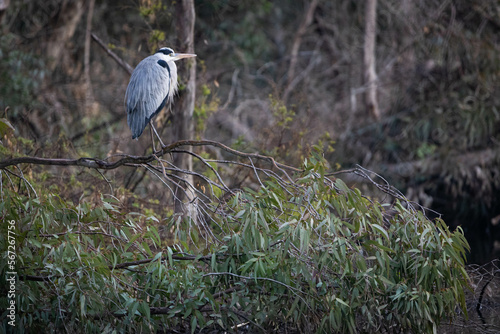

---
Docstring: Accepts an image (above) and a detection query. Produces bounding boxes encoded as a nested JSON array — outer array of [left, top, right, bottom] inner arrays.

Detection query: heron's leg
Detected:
[[149, 120, 166, 148], [149, 123, 157, 153]]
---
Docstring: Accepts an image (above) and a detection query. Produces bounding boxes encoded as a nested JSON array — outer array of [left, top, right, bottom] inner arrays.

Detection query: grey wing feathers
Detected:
[[125, 56, 170, 139]]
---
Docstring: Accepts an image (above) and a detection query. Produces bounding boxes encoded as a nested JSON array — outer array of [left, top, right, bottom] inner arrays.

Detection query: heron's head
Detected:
[[156, 47, 196, 61]]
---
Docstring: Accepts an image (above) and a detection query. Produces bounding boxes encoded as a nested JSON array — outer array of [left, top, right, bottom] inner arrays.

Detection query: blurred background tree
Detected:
[[1, 0, 499, 264]]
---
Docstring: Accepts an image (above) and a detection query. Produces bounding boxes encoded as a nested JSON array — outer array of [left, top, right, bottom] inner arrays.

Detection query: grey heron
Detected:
[[125, 47, 196, 149]]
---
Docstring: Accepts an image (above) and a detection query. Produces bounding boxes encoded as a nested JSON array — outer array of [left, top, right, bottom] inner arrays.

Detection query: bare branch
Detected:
[[91, 32, 134, 75]]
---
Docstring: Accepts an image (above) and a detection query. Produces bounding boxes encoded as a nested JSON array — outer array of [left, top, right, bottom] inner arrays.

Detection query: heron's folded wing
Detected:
[[125, 56, 171, 139]]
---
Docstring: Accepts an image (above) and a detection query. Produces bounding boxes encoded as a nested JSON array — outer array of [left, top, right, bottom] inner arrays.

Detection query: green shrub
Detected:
[[0, 150, 469, 333]]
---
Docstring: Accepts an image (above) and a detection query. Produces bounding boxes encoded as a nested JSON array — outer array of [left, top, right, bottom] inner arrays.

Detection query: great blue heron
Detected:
[[125, 47, 196, 149]]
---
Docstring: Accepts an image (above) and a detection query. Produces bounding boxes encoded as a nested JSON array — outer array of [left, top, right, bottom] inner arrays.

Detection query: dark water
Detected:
[[439, 261, 500, 334], [439, 307, 500, 334]]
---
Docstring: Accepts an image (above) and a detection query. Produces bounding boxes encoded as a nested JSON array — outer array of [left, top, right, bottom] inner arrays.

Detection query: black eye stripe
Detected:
[[156, 48, 174, 55]]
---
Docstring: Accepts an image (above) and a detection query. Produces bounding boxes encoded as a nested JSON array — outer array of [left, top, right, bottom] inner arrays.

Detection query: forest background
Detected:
[[1, 0, 500, 332], [1, 0, 499, 262]]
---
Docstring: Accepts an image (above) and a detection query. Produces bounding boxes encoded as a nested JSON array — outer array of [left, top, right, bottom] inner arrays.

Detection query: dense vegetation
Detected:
[[1, 0, 499, 332], [1, 145, 470, 332], [1, 0, 499, 262]]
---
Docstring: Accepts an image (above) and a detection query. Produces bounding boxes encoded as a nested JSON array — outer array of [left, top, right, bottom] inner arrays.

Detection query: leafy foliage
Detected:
[[0, 34, 45, 115], [2, 0, 492, 331], [0, 150, 470, 333], [1, 0, 497, 263]]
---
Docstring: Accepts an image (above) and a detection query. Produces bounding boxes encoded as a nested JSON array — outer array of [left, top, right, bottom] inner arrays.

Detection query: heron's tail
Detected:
[[127, 110, 147, 139]]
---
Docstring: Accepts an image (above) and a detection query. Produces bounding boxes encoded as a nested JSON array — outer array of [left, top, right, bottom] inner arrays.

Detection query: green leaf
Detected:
[[0, 118, 15, 138], [128, 300, 139, 317], [152, 251, 162, 262], [364, 240, 395, 253], [139, 301, 151, 320], [80, 294, 86, 317], [335, 179, 350, 192], [371, 224, 389, 241], [335, 298, 350, 308], [235, 210, 246, 219]]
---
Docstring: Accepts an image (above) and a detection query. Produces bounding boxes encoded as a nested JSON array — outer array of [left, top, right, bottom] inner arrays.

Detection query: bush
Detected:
[[0, 149, 469, 333]]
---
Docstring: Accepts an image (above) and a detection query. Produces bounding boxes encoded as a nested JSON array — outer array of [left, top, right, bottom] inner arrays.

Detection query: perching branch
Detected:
[[0, 139, 301, 173]]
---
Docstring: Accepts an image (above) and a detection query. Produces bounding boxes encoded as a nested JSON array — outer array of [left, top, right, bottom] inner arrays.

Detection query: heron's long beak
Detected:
[[171, 53, 197, 61]]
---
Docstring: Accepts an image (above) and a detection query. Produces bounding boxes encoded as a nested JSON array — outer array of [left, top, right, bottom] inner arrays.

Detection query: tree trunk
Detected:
[[363, 0, 380, 120], [283, 0, 318, 104], [173, 0, 197, 221], [84, 0, 97, 116], [45, 0, 85, 71], [374, 148, 499, 179], [0, 0, 9, 26]]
